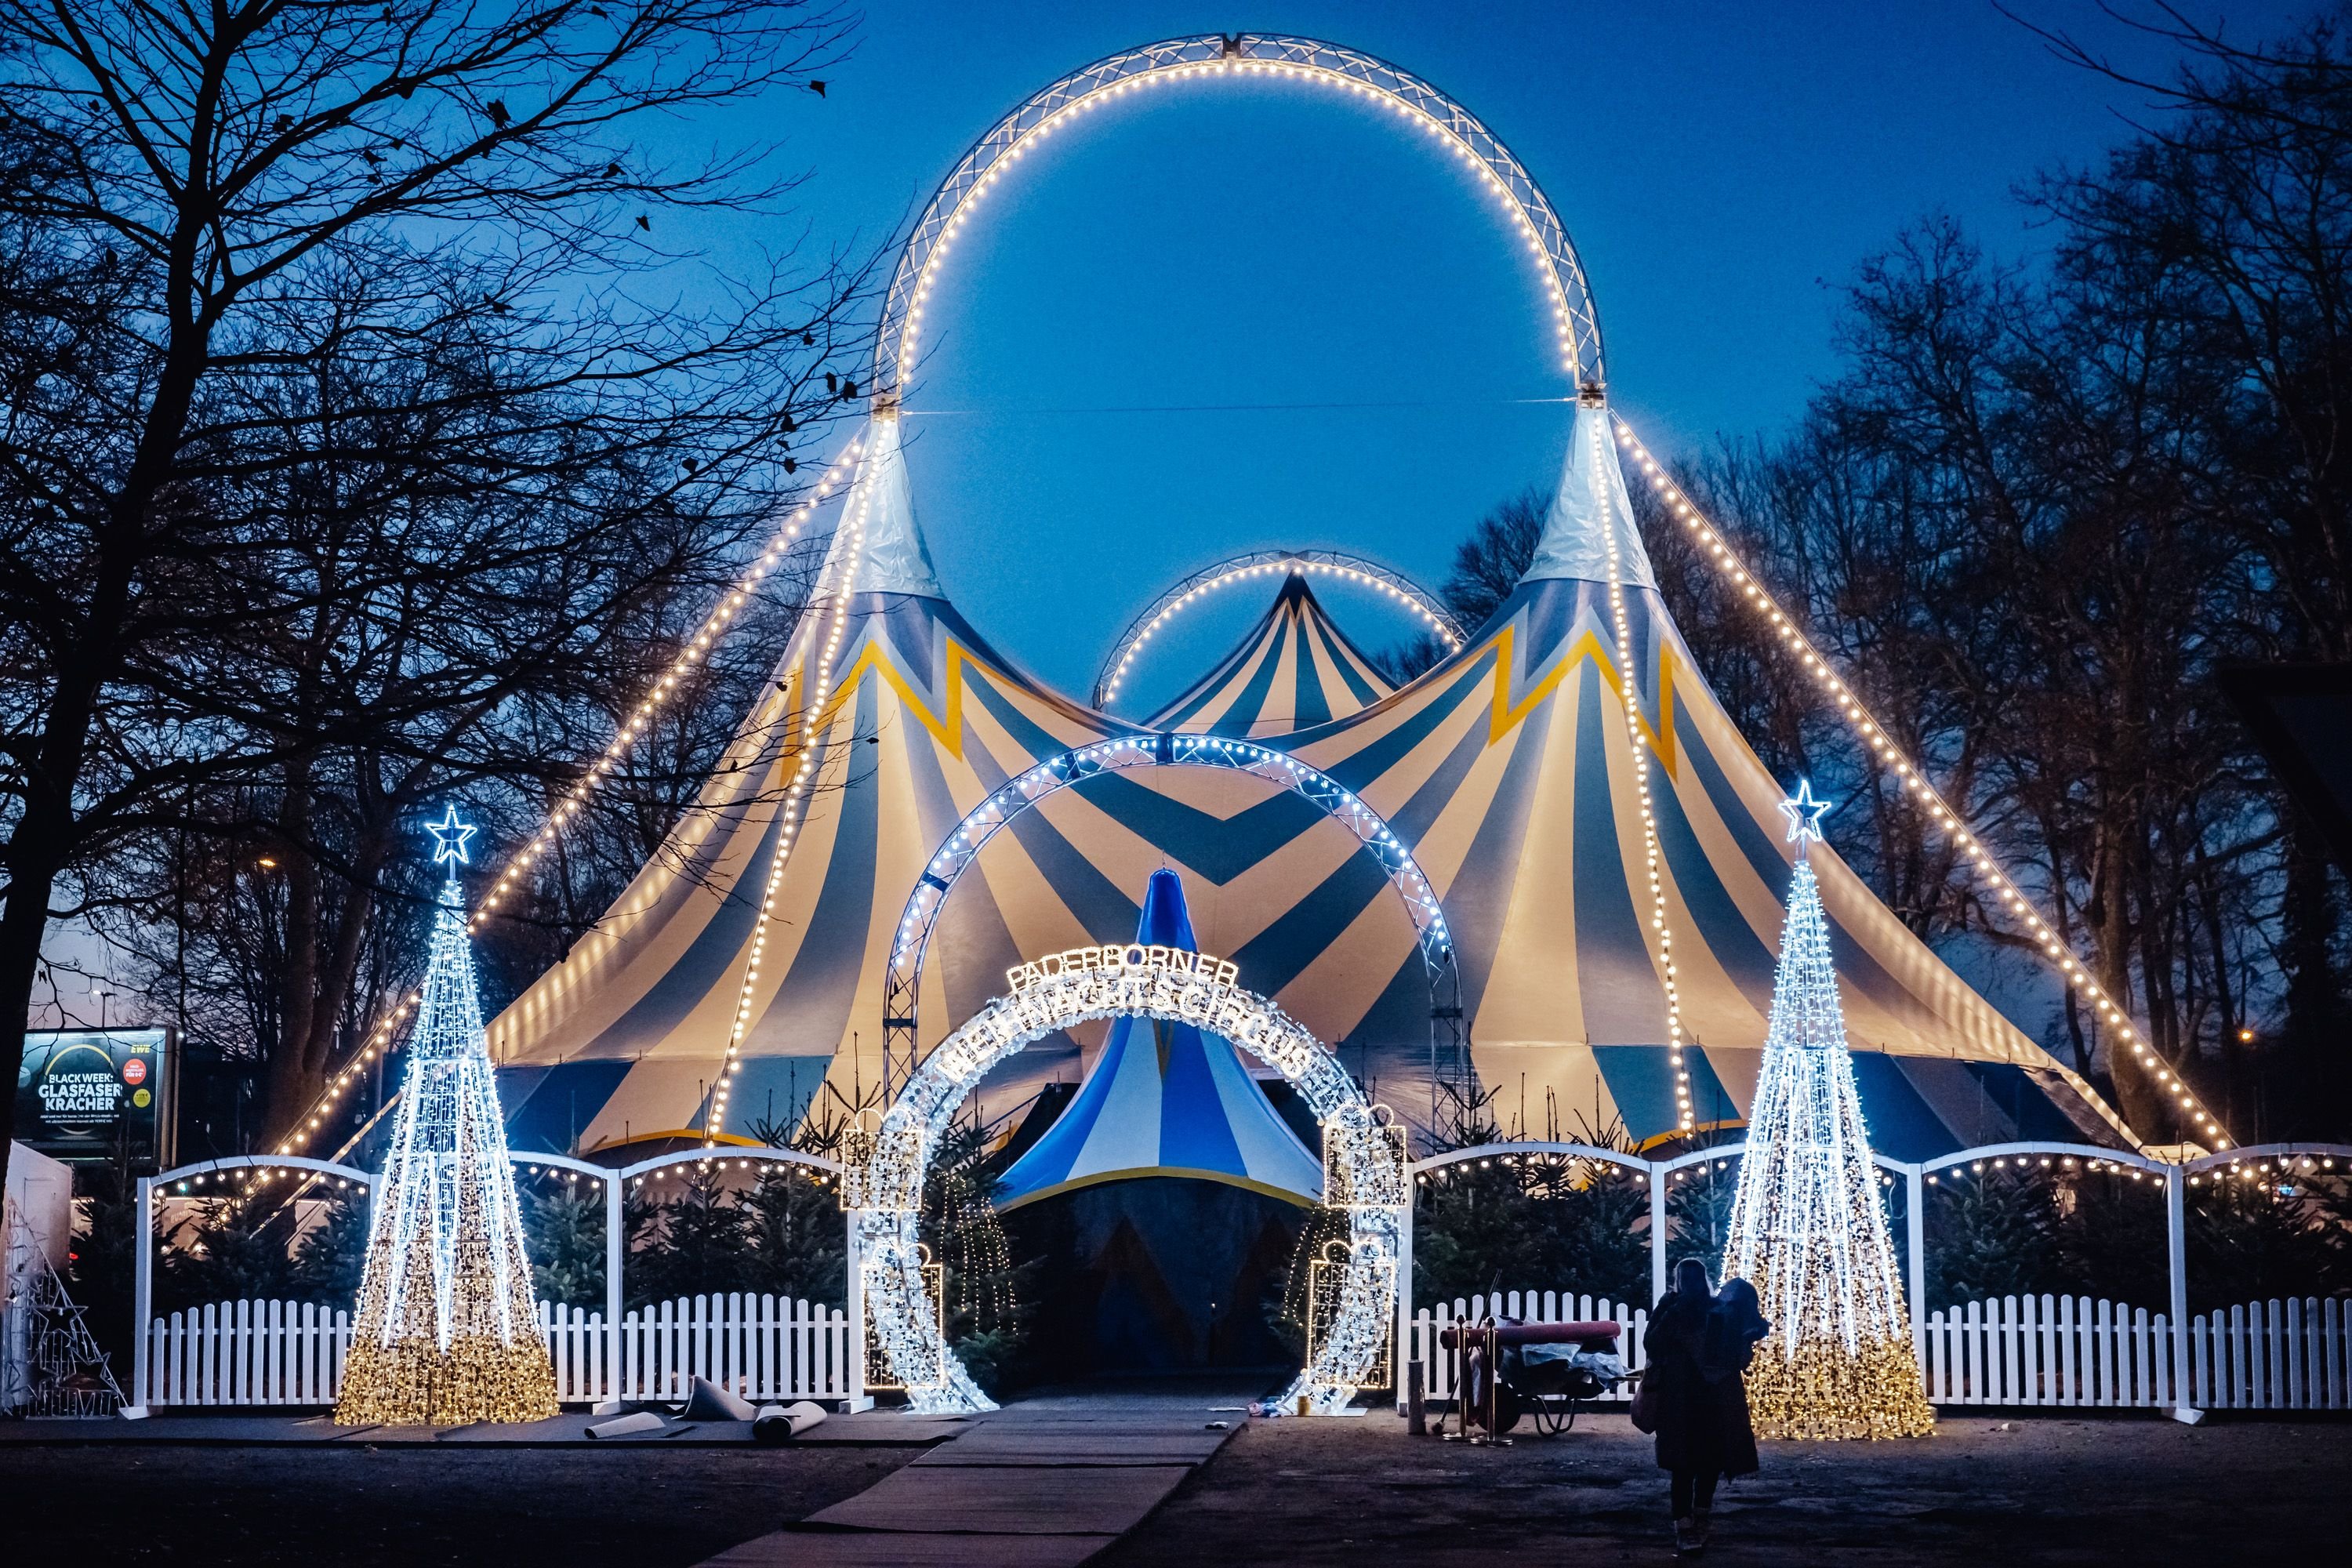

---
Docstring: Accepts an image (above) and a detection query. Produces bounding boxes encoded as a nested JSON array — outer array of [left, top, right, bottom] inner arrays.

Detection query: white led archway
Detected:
[[870, 32, 1606, 405], [848, 956, 1408, 1414], [1093, 549, 1467, 712]]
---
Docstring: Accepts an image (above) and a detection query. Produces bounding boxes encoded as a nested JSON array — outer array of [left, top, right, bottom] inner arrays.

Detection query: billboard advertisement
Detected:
[[14, 1028, 176, 1168]]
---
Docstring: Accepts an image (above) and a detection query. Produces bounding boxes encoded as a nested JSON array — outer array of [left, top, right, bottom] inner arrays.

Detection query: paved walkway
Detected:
[[700, 1387, 1247, 1568]]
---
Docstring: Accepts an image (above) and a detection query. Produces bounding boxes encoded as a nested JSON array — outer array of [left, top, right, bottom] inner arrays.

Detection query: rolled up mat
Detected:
[[679, 1374, 759, 1421], [752, 1400, 829, 1444], [586, 1410, 668, 1439]]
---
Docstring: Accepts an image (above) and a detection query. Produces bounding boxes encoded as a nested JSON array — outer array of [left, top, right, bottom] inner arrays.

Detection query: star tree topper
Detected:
[[1780, 779, 1831, 857], [425, 804, 477, 867]]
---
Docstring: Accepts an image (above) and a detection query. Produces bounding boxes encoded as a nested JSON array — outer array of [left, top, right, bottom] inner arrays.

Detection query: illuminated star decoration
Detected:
[[1780, 780, 1832, 854], [425, 805, 477, 867]]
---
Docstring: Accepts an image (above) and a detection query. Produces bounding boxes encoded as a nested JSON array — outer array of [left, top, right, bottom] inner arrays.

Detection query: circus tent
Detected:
[[1196, 397, 2138, 1156], [493, 395, 2140, 1163], [995, 869, 1323, 1210], [1145, 571, 1394, 738], [492, 409, 1134, 1149]]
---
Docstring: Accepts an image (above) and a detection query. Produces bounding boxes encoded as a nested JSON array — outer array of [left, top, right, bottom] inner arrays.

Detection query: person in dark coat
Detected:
[[1644, 1260, 1770, 1554]]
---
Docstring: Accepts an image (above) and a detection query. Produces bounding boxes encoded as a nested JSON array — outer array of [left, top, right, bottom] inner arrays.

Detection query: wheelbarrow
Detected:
[[1436, 1318, 1633, 1442]]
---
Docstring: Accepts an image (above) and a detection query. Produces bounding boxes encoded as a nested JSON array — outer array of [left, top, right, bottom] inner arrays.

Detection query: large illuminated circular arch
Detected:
[[851, 959, 1406, 1414], [1094, 549, 1468, 711], [878, 733, 1464, 1097], [871, 32, 1606, 405]]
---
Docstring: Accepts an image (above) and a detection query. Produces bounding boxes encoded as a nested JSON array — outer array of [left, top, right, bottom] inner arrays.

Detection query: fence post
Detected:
[[1649, 1160, 1668, 1307], [129, 1175, 154, 1414], [843, 1204, 868, 1411], [604, 1169, 624, 1402], [1906, 1163, 1926, 1374], [2166, 1162, 2196, 1419]]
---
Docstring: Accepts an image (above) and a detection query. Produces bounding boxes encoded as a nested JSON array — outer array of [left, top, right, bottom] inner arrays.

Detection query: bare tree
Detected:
[[0, 0, 866, 1189]]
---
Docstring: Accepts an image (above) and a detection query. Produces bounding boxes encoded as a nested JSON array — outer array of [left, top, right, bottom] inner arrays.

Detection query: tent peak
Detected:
[[833, 408, 943, 599], [1519, 397, 1657, 593]]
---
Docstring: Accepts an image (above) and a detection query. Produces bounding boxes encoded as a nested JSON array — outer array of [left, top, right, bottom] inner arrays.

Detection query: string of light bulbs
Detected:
[[884, 45, 1598, 401], [1609, 416, 2231, 1152], [705, 427, 885, 1143], [1096, 553, 1464, 710], [1592, 406, 1698, 1134], [267, 439, 866, 1160]]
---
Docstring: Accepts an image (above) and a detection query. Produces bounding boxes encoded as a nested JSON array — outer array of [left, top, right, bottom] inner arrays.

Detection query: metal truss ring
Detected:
[[871, 32, 1606, 405], [878, 731, 1466, 1102], [1092, 548, 1466, 711]]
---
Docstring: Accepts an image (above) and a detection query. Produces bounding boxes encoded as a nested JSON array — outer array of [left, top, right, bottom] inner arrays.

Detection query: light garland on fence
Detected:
[[266, 443, 866, 1163], [1723, 789, 1935, 1440], [702, 423, 885, 1145], [1098, 554, 1464, 710], [1594, 400, 1696, 1132], [891, 50, 1594, 401], [1610, 417, 2232, 1152], [844, 959, 1403, 1414], [336, 815, 555, 1426]]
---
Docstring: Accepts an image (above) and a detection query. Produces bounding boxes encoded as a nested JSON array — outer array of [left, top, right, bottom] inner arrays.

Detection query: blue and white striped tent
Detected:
[[1146, 571, 1393, 738], [996, 870, 1323, 1210], [492, 396, 2143, 1163]]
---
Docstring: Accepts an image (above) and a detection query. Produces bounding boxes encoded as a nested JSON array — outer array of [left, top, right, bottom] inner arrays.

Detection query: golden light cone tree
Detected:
[[336, 809, 556, 1425], [1722, 783, 1935, 1440]]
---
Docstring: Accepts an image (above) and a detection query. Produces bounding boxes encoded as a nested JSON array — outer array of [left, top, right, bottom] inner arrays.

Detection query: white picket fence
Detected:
[[1922, 1294, 2352, 1409], [1409, 1287, 2352, 1413], [1407, 1290, 1650, 1405], [140, 1294, 853, 1409], [2185, 1298, 2349, 1409], [1922, 1295, 2176, 1406]]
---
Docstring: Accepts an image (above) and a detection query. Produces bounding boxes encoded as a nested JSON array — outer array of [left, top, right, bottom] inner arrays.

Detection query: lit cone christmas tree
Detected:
[[336, 808, 557, 1425], [1722, 782, 1935, 1440]]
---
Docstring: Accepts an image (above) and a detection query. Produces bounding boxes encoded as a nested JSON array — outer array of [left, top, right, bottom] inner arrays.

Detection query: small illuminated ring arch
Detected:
[[873, 32, 1606, 405], [1093, 550, 1468, 711], [854, 963, 1406, 1414], [879, 732, 1463, 1092]]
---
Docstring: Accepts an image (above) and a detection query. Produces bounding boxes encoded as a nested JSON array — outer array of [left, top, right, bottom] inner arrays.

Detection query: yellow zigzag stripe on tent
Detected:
[[797, 632, 1036, 761], [1484, 623, 1679, 775], [750, 619, 1672, 787]]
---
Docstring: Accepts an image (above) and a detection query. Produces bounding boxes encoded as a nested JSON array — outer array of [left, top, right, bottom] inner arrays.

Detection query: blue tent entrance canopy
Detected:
[[995, 869, 1325, 1210]]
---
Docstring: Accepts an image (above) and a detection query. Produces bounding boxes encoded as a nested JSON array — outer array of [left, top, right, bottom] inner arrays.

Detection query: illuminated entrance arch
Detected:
[[871, 32, 1607, 404], [848, 950, 1406, 1414]]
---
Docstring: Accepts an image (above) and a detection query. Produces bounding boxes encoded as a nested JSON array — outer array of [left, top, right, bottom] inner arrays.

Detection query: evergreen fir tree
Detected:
[[336, 808, 556, 1425], [741, 1163, 845, 1307], [521, 1184, 606, 1308], [1722, 783, 1934, 1439], [291, 1185, 372, 1303], [633, 1163, 751, 1306]]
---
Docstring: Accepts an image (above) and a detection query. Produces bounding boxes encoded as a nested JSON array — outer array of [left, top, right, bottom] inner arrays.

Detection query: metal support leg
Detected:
[[603, 1171, 624, 1404], [1650, 1163, 1668, 1308], [2166, 1164, 2197, 1418], [1906, 1164, 1926, 1374], [128, 1176, 154, 1415]]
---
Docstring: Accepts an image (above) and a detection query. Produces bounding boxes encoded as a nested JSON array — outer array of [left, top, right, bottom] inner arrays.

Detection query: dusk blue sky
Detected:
[[728, 2, 2293, 711]]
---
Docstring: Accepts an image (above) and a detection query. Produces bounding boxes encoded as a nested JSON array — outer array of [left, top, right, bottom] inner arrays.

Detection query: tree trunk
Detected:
[[2278, 811, 2348, 1140], [264, 772, 323, 1144]]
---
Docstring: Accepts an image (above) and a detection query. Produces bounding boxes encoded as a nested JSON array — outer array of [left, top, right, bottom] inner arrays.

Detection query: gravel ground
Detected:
[[5, 1409, 2339, 1566], [1101, 1410, 2352, 1567], [0, 1443, 912, 1567]]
